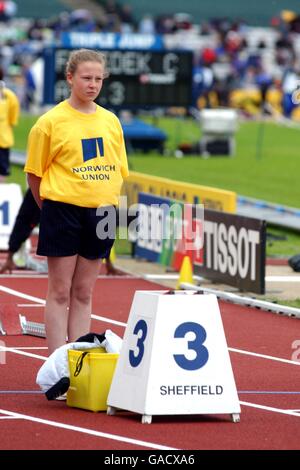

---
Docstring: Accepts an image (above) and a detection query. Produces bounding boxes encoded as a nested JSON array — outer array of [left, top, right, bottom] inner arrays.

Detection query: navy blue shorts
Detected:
[[0, 148, 10, 176], [37, 200, 116, 259]]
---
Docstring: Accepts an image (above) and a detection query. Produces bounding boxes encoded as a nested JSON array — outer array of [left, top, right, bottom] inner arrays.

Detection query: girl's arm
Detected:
[[27, 173, 42, 209]]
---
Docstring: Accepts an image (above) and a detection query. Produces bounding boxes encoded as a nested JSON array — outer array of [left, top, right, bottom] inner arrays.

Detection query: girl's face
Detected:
[[67, 61, 105, 103]]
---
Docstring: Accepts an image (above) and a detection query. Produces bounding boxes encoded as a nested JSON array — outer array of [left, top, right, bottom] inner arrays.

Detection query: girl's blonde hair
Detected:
[[65, 48, 109, 78]]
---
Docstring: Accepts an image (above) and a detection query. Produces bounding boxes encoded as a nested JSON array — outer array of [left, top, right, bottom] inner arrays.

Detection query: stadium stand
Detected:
[[1, 0, 300, 119], [96, 0, 300, 26], [13, 0, 68, 18]]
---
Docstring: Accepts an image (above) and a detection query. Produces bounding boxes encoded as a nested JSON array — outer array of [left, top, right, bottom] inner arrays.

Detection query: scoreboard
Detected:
[[43, 47, 193, 108]]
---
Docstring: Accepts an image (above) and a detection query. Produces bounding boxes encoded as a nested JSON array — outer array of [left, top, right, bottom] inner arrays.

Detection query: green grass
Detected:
[[266, 225, 300, 257], [115, 234, 132, 257], [8, 113, 39, 191], [279, 299, 300, 308], [131, 117, 300, 208], [7, 165, 27, 190], [14, 113, 39, 151], [264, 298, 300, 309]]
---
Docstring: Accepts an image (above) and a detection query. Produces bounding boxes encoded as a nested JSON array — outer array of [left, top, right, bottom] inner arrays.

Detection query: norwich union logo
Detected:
[[81, 137, 104, 162]]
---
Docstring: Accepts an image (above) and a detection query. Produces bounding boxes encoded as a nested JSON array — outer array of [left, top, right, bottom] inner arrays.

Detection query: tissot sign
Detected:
[[133, 194, 266, 294], [193, 209, 266, 294]]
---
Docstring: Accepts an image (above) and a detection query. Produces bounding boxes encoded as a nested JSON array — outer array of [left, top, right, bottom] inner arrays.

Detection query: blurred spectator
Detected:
[[174, 13, 193, 31], [202, 47, 217, 65], [2, 4, 300, 119], [0, 1, 6, 21], [69, 9, 96, 32], [255, 66, 273, 114], [119, 3, 135, 28], [0, 1, 16, 22], [193, 59, 215, 109], [289, 14, 300, 33], [139, 14, 155, 34], [155, 15, 176, 34], [0, 65, 20, 182], [281, 65, 299, 117], [22, 62, 36, 111], [4, 0, 16, 20]]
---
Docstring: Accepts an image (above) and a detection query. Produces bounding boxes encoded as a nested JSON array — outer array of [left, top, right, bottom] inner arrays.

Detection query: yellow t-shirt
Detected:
[[0, 88, 20, 148], [24, 100, 129, 207]]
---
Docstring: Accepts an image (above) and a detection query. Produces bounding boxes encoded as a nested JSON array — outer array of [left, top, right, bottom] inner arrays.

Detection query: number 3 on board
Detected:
[[129, 320, 209, 370], [129, 319, 148, 367], [173, 322, 209, 370]]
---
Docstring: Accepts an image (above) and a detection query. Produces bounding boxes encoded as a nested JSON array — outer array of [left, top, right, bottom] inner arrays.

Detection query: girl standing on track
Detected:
[[24, 48, 129, 354]]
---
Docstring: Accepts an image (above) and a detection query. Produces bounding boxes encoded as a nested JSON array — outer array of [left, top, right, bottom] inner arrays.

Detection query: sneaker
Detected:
[[45, 377, 70, 401], [55, 393, 67, 401]]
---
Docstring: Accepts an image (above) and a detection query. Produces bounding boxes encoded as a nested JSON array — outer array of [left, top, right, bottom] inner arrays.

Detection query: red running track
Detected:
[[0, 274, 299, 450]]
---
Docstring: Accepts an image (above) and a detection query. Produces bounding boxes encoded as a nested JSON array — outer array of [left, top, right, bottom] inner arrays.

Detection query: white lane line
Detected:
[[0, 416, 20, 420], [0, 274, 48, 279], [91, 314, 126, 327], [17, 304, 44, 308], [2, 286, 126, 327], [0, 286, 45, 304], [0, 391, 43, 395], [1, 347, 48, 350], [145, 274, 179, 280], [3, 284, 300, 367], [3, 344, 299, 371], [0, 408, 178, 450], [145, 274, 204, 281], [229, 347, 300, 366], [266, 276, 300, 282], [240, 401, 300, 418], [145, 274, 300, 283], [0, 346, 46, 361], [4, 275, 127, 279]]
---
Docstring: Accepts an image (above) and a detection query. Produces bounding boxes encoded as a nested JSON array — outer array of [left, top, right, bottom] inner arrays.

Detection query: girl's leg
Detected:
[[46, 255, 78, 354], [68, 256, 102, 342]]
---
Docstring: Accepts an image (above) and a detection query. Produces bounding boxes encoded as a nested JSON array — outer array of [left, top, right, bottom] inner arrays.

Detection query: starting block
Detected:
[[0, 304, 23, 335], [19, 315, 46, 338], [0, 304, 46, 337]]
